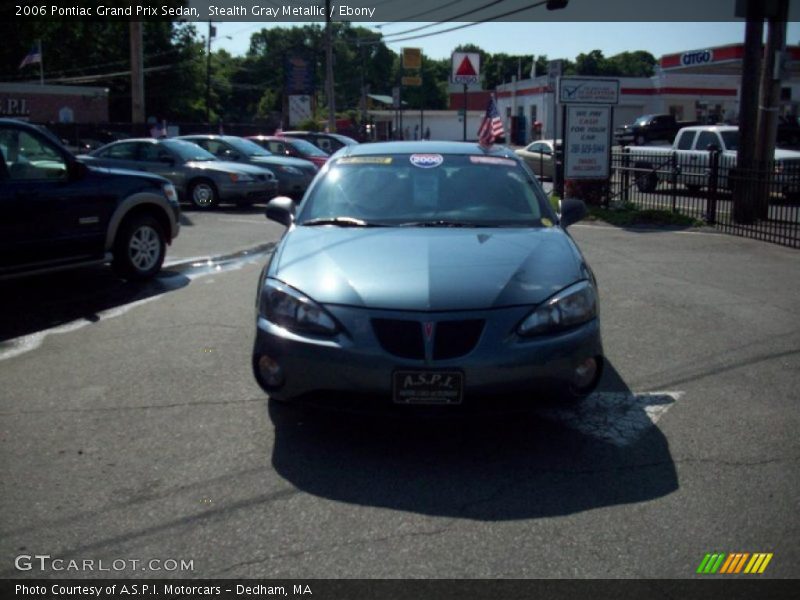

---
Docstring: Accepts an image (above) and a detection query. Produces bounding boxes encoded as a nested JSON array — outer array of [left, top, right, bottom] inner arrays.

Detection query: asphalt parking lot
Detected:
[[0, 208, 798, 578]]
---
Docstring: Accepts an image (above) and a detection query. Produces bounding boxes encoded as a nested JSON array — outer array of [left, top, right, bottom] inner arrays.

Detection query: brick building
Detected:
[[0, 83, 109, 123]]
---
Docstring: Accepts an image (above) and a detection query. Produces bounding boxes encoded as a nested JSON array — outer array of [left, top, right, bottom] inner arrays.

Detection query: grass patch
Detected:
[[586, 205, 704, 227], [550, 194, 703, 227]]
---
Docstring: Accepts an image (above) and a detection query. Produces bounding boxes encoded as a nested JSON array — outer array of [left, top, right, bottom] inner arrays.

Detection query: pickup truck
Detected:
[[615, 113, 699, 146], [626, 125, 800, 197]]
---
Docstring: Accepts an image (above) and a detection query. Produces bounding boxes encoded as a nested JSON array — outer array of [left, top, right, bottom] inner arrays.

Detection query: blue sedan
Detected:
[[253, 141, 602, 408]]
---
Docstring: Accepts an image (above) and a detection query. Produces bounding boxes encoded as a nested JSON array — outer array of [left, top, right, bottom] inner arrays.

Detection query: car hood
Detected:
[[83, 163, 169, 185], [186, 160, 275, 177], [272, 227, 586, 311], [247, 156, 317, 171]]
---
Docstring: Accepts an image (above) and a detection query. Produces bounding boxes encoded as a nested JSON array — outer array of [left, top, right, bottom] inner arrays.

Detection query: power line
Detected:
[[379, 0, 508, 39], [378, 0, 549, 45]]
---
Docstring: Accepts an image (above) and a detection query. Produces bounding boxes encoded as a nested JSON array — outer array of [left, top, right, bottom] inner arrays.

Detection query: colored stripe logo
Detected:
[[697, 553, 773, 574]]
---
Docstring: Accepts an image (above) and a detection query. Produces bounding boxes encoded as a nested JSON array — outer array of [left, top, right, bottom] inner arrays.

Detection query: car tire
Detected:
[[112, 214, 166, 281], [634, 162, 658, 193], [188, 179, 219, 210]]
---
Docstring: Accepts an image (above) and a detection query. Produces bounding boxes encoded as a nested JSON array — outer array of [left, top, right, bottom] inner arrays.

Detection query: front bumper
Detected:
[[253, 303, 603, 404], [219, 179, 279, 203], [275, 172, 315, 199]]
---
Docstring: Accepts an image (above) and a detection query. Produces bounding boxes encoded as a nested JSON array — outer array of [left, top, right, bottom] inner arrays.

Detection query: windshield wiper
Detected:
[[301, 217, 385, 227]]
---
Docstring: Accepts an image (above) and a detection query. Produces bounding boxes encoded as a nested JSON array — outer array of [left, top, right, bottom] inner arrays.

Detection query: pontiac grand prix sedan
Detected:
[[253, 141, 602, 408]]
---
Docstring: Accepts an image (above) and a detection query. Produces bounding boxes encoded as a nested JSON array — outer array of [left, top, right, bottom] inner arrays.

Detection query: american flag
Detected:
[[19, 43, 42, 69], [477, 96, 504, 147]]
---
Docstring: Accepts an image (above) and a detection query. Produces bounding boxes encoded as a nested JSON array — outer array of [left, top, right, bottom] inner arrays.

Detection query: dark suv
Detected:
[[0, 119, 180, 280]]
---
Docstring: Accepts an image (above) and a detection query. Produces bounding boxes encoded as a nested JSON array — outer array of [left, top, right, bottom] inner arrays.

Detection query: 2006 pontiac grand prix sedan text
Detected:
[[252, 141, 603, 409]]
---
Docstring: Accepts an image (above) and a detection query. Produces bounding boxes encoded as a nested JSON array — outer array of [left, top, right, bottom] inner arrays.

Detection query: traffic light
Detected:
[[546, 0, 569, 9]]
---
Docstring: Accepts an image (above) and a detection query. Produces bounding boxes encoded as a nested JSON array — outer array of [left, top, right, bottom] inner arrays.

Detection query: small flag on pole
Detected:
[[19, 43, 42, 69], [477, 95, 505, 147]]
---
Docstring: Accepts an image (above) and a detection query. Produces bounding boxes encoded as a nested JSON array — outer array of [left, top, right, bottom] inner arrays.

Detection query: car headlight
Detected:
[[278, 166, 302, 175], [260, 279, 339, 336], [229, 172, 254, 183], [162, 183, 178, 204], [517, 280, 597, 336]]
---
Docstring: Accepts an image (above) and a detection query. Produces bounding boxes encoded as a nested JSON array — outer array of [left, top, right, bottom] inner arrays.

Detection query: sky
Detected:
[[211, 21, 800, 63]]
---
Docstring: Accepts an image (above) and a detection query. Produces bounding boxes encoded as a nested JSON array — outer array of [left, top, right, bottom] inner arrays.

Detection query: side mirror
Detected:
[[266, 196, 295, 227], [560, 198, 587, 229]]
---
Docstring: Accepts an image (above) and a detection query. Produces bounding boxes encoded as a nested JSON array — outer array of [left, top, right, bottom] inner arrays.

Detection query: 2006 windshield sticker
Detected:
[[410, 154, 444, 168]]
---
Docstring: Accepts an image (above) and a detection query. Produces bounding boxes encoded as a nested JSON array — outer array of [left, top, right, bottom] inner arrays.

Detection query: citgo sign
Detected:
[[681, 50, 712, 66]]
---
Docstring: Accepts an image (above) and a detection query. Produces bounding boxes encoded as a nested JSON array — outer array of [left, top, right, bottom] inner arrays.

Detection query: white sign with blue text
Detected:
[[565, 105, 612, 179]]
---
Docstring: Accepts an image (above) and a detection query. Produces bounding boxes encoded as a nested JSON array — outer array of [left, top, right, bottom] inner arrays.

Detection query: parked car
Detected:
[[515, 139, 561, 179], [79, 138, 278, 210], [177, 134, 318, 200], [253, 141, 602, 407], [280, 131, 358, 154], [627, 125, 800, 197], [247, 135, 330, 169], [615, 113, 699, 146], [0, 119, 180, 280]]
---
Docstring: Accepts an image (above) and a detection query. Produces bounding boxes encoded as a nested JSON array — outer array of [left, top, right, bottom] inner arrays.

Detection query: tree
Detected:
[[0, 17, 205, 122]]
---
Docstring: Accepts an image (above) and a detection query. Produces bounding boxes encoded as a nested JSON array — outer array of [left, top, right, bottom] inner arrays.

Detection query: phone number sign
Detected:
[[565, 105, 612, 179]]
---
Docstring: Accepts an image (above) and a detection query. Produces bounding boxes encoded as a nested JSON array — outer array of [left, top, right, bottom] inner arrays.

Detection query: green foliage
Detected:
[[574, 49, 656, 77], [0, 17, 659, 125], [295, 118, 320, 131]]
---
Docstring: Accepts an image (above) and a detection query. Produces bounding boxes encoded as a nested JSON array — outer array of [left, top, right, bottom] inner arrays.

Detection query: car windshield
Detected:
[[298, 154, 551, 227], [634, 115, 653, 126], [162, 140, 217, 162], [226, 137, 273, 157], [720, 131, 739, 151], [288, 138, 329, 157]]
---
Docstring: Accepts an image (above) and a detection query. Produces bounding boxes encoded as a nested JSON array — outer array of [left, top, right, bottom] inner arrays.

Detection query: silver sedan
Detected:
[[80, 138, 278, 209]]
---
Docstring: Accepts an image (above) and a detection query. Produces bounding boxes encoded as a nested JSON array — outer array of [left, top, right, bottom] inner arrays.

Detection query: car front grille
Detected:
[[371, 318, 485, 361]]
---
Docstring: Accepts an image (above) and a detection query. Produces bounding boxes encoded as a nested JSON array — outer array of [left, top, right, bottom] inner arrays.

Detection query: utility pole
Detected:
[[325, 0, 335, 132], [732, 5, 763, 224], [129, 20, 145, 124], [206, 21, 214, 124], [754, 0, 789, 219]]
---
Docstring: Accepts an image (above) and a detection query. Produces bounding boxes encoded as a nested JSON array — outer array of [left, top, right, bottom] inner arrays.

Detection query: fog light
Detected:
[[572, 357, 598, 391], [258, 355, 284, 388]]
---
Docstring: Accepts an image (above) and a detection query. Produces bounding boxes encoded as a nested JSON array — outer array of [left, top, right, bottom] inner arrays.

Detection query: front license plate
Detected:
[[392, 370, 463, 405]]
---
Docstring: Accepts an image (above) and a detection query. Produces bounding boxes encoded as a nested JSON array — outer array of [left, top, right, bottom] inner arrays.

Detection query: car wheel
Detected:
[[112, 214, 166, 281], [188, 179, 219, 210], [634, 162, 658, 193]]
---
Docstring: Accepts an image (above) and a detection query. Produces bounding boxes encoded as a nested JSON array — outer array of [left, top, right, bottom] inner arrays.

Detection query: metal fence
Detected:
[[609, 148, 800, 249]]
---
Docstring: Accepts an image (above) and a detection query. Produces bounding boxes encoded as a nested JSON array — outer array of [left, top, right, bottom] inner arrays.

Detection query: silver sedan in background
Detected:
[[177, 135, 318, 201], [79, 138, 278, 209]]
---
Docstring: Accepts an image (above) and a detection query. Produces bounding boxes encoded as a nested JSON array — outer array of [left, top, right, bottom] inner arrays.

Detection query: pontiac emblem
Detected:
[[423, 322, 434, 341]]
